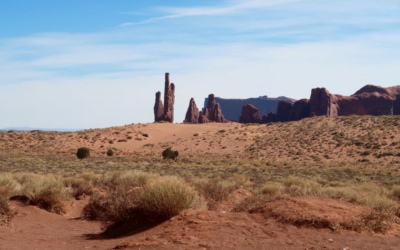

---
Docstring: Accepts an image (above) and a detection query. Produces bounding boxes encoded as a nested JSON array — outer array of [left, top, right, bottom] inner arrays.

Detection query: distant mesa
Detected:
[[239, 84, 400, 124], [204, 96, 295, 122], [154, 73, 175, 123]]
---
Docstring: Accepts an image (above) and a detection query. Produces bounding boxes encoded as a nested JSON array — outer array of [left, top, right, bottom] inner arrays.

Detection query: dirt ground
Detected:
[[1, 193, 399, 250]]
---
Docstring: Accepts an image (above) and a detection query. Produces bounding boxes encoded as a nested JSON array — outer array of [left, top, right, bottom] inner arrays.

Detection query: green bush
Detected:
[[76, 147, 90, 160], [162, 147, 179, 160], [106, 149, 113, 157]]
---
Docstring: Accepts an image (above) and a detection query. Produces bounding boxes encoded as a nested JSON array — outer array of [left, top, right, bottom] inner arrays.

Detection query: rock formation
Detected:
[[239, 84, 400, 124], [201, 94, 226, 123], [183, 98, 200, 124], [239, 104, 262, 123], [153, 73, 175, 123], [277, 101, 293, 122], [204, 95, 295, 121], [291, 99, 310, 121], [154, 91, 164, 122], [309, 88, 338, 117]]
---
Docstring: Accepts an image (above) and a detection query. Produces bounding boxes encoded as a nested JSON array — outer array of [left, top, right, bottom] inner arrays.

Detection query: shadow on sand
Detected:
[[84, 216, 167, 239]]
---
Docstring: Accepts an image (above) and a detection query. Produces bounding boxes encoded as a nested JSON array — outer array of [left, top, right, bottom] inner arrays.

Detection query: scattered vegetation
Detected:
[[162, 147, 179, 161], [76, 147, 90, 160], [106, 149, 113, 157]]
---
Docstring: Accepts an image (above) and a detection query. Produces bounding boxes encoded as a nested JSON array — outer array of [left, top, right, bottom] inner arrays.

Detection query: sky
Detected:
[[1, 0, 399, 129]]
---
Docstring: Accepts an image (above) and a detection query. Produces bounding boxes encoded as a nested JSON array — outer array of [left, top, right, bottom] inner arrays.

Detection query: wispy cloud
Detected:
[[120, 0, 298, 26]]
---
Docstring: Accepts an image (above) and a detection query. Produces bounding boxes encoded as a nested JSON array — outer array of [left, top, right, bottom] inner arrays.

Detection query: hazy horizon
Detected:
[[1, 0, 399, 129]]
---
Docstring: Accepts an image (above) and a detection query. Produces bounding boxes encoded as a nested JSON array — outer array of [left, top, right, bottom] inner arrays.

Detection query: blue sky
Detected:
[[1, 0, 399, 129]]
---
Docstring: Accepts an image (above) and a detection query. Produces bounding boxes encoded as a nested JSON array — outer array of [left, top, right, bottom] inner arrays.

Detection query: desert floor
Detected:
[[1, 116, 400, 249]]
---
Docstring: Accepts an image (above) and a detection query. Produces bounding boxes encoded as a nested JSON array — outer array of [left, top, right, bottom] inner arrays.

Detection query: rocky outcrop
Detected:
[[277, 101, 293, 122], [308, 86, 394, 117], [204, 96, 295, 122], [198, 111, 210, 123], [154, 73, 175, 123], [239, 104, 262, 123], [291, 99, 310, 121], [240, 84, 399, 124], [262, 112, 278, 123], [309, 88, 339, 117], [184, 98, 200, 124], [337, 93, 394, 116], [200, 94, 227, 123]]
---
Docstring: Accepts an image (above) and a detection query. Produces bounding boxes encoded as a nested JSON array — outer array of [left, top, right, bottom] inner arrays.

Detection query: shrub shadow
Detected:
[[85, 216, 167, 239]]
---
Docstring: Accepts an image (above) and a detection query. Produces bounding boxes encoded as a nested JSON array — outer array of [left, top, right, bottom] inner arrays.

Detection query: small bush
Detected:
[[140, 176, 206, 218], [82, 186, 142, 222], [162, 147, 179, 160], [21, 175, 69, 214], [63, 177, 94, 200], [83, 175, 205, 225], [76, 147, 90, 160], [107, 149, 113, 156], [194, 180, 234, 210]]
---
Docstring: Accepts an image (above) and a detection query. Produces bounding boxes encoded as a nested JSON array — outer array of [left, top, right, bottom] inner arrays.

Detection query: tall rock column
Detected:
[[154, 91, 164, 122], [153, 73, 175, 123]]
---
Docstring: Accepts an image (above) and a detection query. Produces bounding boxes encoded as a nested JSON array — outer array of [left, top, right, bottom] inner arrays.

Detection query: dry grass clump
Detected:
[[0, 195, 15, 226], [82, 185, 142, 222], [390, 186, 400, 201], [20, 174, 69, 214], [140, 176, 206, 218], [99, 171, 155, 189], [321, 183, 398, 212], [83, 174, 205, 228], [258, 182, 284, 196], [281, 176, 320, 196], [194, 180, 236, 210]]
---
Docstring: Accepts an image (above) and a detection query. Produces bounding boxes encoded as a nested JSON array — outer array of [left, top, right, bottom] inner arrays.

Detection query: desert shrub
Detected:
[[21, 175, 69, 214], [258, 182, 284, 196], [162, 147, 179, 160], [282, 176, 321, 196], [83, 175, 205, 225], [321, 183, 397, 212], [390, 186, 400, 201], [140, 176, 206, 218], [107, 149, 113, 156], [76, 147, 90, 160], [82, 186, 142, 222], [194, 180, 235, 210], [0, 195, 15, 226], [63, 177, 94, 200], [100, 171, 155, 189], [0, 174, 20, 198], [142, 133, 149, 137]]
